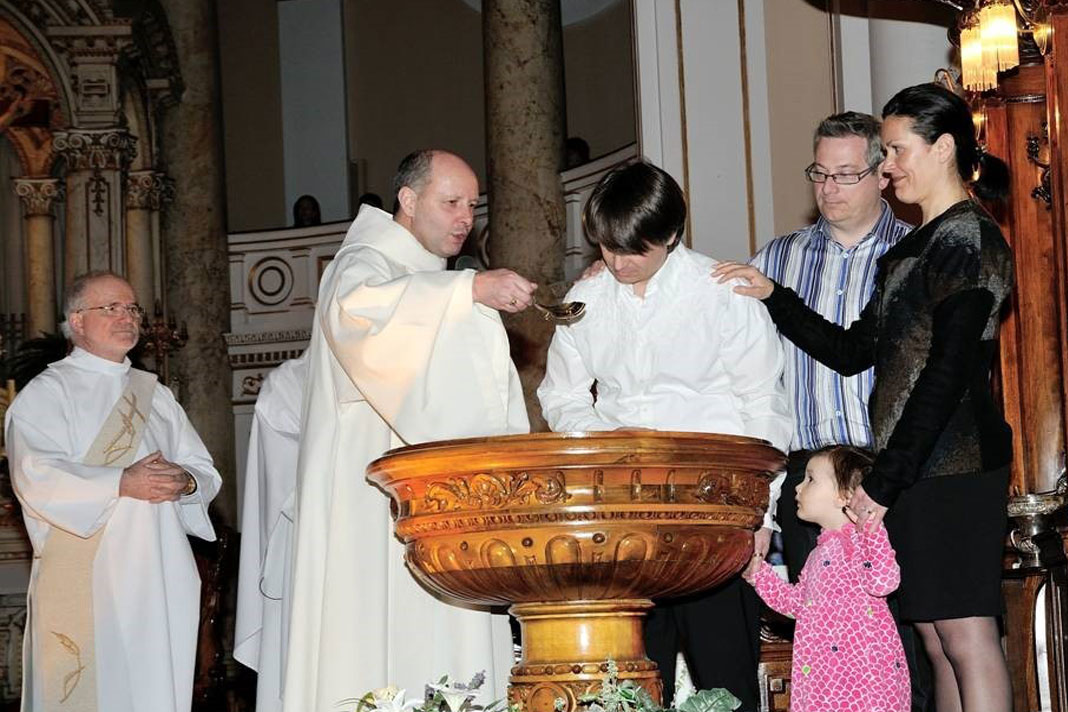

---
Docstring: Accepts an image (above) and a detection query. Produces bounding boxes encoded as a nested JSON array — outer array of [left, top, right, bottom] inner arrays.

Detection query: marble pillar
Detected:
[[125, 170, 159, 310], [158, 0, 237, 524], [52, 129, 136, 287], [12, 178, 64, 337], [483, 0, 567, 431]]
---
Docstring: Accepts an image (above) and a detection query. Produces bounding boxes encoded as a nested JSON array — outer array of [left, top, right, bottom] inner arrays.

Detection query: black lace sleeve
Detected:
[[762, 282, 879, 376]]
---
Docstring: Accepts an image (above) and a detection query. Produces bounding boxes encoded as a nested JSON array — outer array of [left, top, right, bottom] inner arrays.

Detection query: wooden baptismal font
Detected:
[[367, 431, 786, 712]]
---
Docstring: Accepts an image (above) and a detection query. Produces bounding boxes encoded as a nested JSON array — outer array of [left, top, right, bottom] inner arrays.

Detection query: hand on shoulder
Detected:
[[710, 261, 774, 300]]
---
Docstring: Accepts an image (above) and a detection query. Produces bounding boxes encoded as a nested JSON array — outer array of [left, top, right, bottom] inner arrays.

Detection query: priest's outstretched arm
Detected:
[[321, 246, 529, 444]]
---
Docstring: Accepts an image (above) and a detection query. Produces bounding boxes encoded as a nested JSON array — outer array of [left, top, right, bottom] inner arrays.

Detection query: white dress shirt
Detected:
[[537, 245, 792, 528]]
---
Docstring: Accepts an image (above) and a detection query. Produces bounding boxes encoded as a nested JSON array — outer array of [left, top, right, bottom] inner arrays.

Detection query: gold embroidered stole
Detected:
[[33, 369, 157, 711]]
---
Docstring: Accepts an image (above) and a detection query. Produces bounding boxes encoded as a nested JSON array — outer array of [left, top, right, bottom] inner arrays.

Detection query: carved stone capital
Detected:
[[53, 128, 136, 172], [156, 171, 176, 205], [13, 177, 65, 217], [126, 169, 160, 210]]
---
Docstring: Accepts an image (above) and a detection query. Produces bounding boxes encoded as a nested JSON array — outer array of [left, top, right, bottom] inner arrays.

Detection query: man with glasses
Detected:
[[750, 111, 908, 582], [748, 112, 931, 710], [5, 270, 221, 712]]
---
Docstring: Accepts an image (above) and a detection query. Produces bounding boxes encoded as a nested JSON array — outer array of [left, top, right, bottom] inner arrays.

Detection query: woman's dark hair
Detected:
[[882, 83, 1009, 200], [582, 161, 686, 255], [811, 445, 875, 497]]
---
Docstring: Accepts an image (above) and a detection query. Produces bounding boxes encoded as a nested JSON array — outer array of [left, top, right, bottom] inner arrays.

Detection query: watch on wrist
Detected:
[[181, 473, 198, 496]]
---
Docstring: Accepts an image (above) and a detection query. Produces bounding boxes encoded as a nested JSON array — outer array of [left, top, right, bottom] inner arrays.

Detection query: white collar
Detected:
[[340, 205, 446, 272], [68, 346, 131, 375]]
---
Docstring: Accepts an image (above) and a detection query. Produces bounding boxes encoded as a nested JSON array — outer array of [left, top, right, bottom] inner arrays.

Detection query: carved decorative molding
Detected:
[[7, 1, 105, 28], [229, 348, 305, 373], [125, 169, 162, 210], [46, 26, 133, 59], [12, 177, 64, 216], [247, 256, 295, 307], [424, 472, 570, 513], [240, 373, 265, 398], [52, 128, 135, 171], [156, 171, 174, 204], [225, 329, 312, 347]]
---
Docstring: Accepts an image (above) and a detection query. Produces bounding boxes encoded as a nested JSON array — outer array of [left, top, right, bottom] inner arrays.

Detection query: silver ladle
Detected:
[[532, 300, 586, 324]]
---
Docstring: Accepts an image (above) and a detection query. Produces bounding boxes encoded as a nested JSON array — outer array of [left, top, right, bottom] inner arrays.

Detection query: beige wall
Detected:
[[218, 0, 637, 228], [345, 0, 636, 202], [762, 0, 835, 236], [345, 0, 487, 201], [563, 1, 636, 161], [217, 0, 286, 232]]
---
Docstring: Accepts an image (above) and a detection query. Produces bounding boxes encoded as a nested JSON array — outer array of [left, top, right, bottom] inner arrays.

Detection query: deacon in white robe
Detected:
[[5, 272, 221, 712], [537, 162, 791, 711], [283, 150, 535, 712], [235, 352, 308, 712]]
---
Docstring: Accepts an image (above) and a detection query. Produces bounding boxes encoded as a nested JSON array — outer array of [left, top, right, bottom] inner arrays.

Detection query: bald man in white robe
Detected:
[[283, 150, 536, 712]]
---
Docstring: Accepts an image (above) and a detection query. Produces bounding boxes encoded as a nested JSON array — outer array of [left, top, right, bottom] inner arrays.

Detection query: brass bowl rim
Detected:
[[368, 430, 786, 486]]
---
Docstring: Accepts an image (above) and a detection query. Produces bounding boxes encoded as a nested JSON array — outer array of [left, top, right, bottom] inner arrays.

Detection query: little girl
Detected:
[[745, 446, 909, 712]]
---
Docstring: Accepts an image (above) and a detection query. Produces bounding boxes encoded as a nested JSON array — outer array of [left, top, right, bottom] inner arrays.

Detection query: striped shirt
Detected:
[[750, 200, 912, 452]]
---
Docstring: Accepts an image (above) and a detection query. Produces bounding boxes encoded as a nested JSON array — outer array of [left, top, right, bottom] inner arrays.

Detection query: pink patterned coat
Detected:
[[750, 524, 909, 712]]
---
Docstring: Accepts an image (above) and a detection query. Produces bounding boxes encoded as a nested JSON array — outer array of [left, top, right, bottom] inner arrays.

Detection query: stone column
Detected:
[[12, 178, 64, 337], [483, 0, 567, 431], [52, 129, 136, 286], [125, 170, 159, 309], [158, 0, 237, 525]]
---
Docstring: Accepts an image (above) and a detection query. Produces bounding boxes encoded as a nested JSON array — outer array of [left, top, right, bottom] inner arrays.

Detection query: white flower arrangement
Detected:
[[343, 672, 506, 712]]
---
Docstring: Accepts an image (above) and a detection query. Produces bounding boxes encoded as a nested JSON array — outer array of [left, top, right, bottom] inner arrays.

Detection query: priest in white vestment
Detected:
[[235, 352, 308, 712], [5, 271, 222, 712], [537, 162, 791, 711], [283, 150, 535, 712]]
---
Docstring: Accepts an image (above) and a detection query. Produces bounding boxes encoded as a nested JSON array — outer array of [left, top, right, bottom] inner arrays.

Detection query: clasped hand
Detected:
[[119, 451, 190, 503], [472, 269, 537, 313]]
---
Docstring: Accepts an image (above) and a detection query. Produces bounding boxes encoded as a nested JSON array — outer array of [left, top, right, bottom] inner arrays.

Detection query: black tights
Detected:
[[913, 617, 1011, 712]]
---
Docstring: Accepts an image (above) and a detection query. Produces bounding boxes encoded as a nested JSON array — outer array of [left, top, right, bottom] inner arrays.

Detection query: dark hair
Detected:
[[391, 149, 437, 206], [292, 194, 321, 226], [882, 83, 1009, 200], [811, 445, 875, 497], [813, 111, 884, 168], [582, 161, 686, 255]]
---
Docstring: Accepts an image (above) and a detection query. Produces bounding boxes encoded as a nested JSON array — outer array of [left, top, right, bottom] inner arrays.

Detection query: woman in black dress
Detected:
[[715, 83, 1014, 712]]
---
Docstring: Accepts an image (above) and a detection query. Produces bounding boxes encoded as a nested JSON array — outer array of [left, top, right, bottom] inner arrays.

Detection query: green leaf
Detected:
[[675, 688, 741, 712]]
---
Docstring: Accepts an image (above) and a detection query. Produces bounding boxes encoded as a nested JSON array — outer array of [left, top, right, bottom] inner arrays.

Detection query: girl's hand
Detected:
[[847, 484, 888, 533], [710, 261, 774, 300], [743, 527, 772, 580], [742, 552, 762, 583]]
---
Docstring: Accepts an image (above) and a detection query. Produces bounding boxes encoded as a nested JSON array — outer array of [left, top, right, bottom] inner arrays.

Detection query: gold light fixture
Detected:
[[962, 23, 992, 91], [960, 1, 1018, 92], [960, 1, 1053, 93], [981, 1, 1020, 72]]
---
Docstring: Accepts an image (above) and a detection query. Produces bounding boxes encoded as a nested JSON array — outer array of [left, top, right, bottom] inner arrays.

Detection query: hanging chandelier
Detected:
[[956, 0, 1051, 92]]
